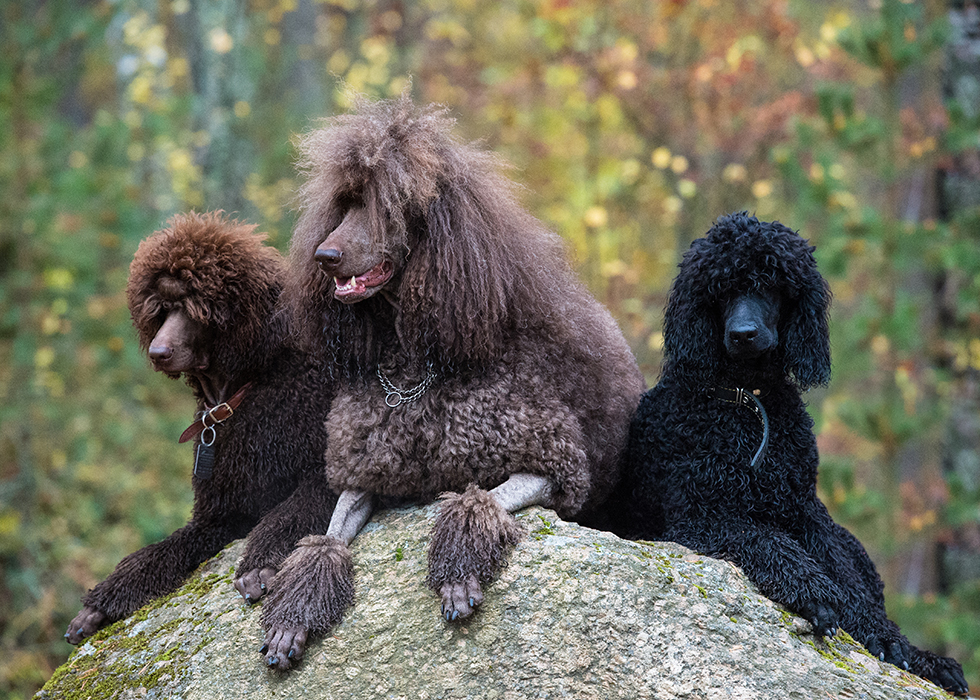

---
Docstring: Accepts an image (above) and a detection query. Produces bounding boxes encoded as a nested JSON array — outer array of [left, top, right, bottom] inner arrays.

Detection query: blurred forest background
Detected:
[[2, 0, 979, 697]]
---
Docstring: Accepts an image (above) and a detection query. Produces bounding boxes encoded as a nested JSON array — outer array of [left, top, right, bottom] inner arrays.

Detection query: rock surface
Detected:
[[37, 505, 954, 699]]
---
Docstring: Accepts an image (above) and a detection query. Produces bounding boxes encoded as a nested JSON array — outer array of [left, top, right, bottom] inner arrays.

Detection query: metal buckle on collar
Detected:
[[201, 401, 234, 427]]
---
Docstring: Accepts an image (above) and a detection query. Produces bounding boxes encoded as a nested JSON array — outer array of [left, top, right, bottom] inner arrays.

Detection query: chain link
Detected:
[[377, 362, 436, 407]]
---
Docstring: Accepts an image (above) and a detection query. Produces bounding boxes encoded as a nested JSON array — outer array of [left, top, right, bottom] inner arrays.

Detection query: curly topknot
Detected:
[[662, 211, 832, 390], [126, 211, 285, 379], [283, 95, 578, 376]]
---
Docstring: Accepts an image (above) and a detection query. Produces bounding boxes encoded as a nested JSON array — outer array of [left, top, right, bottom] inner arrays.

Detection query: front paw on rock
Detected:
[[866, 634, 910, 670], [260, 625, 308, 671], [439, 573, 484, 621], [802, 602, 839, 639], [64, 606, 107, 645], [235, 567, 277, 604]]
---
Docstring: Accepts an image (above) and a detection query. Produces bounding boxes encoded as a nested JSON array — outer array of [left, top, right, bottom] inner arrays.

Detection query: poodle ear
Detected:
[[782, 274, 831, 390], [661, 272, 721, 377], [399, 184, 510, 366]]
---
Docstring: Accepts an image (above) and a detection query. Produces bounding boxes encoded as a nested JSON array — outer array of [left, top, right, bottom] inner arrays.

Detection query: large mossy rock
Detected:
[[37, 505, 953, 699]]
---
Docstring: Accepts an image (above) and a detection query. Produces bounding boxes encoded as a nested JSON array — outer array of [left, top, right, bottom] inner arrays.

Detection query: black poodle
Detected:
[[616, 212, 968, 696]]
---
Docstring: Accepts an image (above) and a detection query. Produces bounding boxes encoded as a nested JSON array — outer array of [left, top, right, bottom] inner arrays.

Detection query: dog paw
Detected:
[[259, 535, 354, 670], [234, 567, 277, 604], [64, 606, 108, 645], [799, 601, 838, 639], [910, 647, 969, 696], [426, 485, 523, 621], [928, 662, 970, 697], [439, 574, 484, 622], [260, 625, 308, 671], [935, 666, 969, 697], [863, 629, 910, 670]]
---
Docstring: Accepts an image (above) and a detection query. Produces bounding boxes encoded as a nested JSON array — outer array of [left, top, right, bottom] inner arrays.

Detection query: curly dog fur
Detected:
[[615, 212, 967, 695], [65, 212, 337, 644], [258, 96, 644, 668], [426, 485, 525, 602]]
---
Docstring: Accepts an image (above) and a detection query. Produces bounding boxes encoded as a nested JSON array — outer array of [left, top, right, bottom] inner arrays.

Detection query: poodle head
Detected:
[[285, 95, 570, 374], [126, 211, 284, 381], [662, 211, 831, 390]]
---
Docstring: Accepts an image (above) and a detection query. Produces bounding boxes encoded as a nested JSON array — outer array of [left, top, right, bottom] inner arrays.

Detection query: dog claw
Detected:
[[267, 656, 278, 667], [259, 643, 268, 654]]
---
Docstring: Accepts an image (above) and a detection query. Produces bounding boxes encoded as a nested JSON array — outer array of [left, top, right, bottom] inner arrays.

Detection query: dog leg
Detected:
[[65, 519, 238, 645], [427, 474, 552, 621], [259, 489, 373, 670], [799, 509, 912, 671], [325, 488, 375, 545], [235, 470, 339, 604], [669, 520, 844, 639], [489, 472, 554, 512]]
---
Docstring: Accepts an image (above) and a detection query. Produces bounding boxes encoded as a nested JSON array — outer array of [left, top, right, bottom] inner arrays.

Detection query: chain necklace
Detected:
[[376, 362, 436, 407]]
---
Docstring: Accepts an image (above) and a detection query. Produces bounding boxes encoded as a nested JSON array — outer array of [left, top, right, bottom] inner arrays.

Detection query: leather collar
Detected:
[[178, 382, 252, 443]]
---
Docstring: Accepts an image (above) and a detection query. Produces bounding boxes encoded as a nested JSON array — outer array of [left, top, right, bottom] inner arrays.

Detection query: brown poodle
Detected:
[[64, 212, 337, 644], [257, 96, 645, 669]]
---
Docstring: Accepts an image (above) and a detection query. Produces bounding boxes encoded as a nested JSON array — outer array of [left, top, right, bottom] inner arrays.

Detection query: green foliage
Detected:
[[2, 0, 979, 698], [890, 582, 980, 688], [773, 0, 980, 690], [837, 0, 948, 74]]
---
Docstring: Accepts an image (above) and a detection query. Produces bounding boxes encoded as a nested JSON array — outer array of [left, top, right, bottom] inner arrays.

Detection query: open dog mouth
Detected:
[[333, 260, 394, 302]]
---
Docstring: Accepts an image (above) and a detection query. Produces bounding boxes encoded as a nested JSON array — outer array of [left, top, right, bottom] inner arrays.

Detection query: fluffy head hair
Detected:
[[126, 211, 285, 379], [283, 95, 575, 376], [662, 211, 831, 390]]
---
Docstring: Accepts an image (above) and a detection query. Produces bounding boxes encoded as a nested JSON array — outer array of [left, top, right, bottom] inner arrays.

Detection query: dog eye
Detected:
[[337, 193, 363, 211]]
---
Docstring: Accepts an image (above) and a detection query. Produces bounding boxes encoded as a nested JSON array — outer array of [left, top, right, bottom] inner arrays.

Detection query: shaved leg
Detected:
[[488, 473, 554, 512], [327, 489, 374, 544]]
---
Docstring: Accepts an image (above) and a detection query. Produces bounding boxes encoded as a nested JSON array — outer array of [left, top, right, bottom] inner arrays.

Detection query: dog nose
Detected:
[[728, 326, 758, 346], [148, 344, 173, 361], [315, 248, 343, 270]]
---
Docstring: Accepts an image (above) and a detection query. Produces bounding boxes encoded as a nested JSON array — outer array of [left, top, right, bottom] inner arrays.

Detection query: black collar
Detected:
[[709, 386, 770, 468]]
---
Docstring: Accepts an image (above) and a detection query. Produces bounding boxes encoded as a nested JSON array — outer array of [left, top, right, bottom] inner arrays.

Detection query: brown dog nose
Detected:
[[315, 248, 343, 270], [148, 344, 173, 361]]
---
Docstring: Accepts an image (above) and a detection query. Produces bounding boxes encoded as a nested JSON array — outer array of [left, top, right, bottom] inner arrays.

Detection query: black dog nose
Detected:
[[728, 326, 758, 345], [314, 248, 343, 270]]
